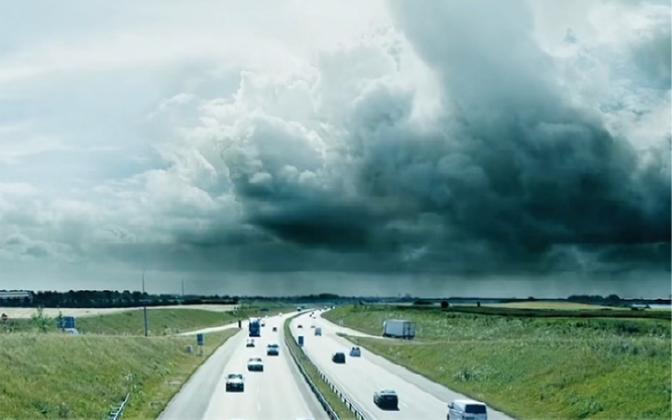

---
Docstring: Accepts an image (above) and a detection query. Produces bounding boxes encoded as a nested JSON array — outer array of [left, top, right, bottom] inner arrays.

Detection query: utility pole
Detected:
[[142, 271, 149, 337]]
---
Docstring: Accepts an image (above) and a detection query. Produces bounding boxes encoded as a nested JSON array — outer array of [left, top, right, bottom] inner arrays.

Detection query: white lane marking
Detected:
[[257, 402, 262, 411]]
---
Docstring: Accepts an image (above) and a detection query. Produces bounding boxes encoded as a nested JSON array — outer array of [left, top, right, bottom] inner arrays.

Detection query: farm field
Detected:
[[0, 304, 238, 319], [324, 304, 671, 420]]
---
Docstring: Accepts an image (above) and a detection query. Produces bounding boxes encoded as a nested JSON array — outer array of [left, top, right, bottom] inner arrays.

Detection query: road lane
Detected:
[[160, 313, 327, 420], [291, 311, 516, 420]]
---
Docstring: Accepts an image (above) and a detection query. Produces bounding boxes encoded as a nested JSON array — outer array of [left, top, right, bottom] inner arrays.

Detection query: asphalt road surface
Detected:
[[290, 310, 516, 420], [159, 312, 328, 420]]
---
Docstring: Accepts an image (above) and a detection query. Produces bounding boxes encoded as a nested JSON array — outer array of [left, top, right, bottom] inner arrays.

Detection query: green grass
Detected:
[[483, 301, 623, 310], [0, 329, 239, 420], [283, 316, 357, 420], [3, 305, 291, 335], [325, 305, 671, 420]]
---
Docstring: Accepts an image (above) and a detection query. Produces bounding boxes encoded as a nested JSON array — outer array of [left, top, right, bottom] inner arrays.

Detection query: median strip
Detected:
[[283, 315, 361, 420]]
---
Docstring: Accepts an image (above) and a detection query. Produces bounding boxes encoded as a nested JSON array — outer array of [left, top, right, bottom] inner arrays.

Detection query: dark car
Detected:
[[373, 389, 399, 410], [267, 343, 280, 356], [272, 326, 277, 332], [332, 352, 346, 364], [225, 373, 244, 392], [246, 339, 255, 348]]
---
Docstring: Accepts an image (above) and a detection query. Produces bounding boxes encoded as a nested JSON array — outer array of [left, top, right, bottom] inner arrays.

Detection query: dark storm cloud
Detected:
[[201, 0, 670, 274]]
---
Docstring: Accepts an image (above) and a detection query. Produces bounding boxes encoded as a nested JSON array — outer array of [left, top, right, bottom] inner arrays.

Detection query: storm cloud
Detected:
[[0, 0, 669, 292]]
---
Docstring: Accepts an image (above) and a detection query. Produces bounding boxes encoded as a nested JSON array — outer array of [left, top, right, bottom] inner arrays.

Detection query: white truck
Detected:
[[382, 319, 415, 339]]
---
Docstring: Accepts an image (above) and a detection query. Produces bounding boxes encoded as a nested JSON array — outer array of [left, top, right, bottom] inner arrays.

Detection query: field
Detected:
[[0, 304, 238, 319], [0, 329, 238, 419], [0, 305, 291, 419], [482, 301, 624, 310], [2, 304, 292, 335], [324, 304, 671, 420]]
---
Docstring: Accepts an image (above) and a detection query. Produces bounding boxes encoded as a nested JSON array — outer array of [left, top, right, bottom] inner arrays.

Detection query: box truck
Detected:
[[383, 319, 415, 339]]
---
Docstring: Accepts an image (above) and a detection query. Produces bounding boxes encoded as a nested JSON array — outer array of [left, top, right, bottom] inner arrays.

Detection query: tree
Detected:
[[31, 307, 51, 333], [440, 301, 449, 309]]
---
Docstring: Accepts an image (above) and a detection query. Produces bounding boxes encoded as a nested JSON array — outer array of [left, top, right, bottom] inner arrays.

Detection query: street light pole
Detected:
[[142, 271, 149, 337]]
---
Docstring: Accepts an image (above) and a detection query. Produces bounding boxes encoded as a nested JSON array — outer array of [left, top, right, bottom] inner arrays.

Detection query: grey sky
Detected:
[[0, 0, 669, 297]]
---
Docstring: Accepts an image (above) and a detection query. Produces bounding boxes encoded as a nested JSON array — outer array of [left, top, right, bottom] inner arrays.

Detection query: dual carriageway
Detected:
[[158, 310, 516, 420]]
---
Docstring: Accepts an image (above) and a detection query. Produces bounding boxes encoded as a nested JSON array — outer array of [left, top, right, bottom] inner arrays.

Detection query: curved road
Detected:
[[159, 312, 327, 420], [290, 310, 516, 420]]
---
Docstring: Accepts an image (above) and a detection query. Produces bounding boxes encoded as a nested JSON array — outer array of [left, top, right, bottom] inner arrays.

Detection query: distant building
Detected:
[[0, 290, 34, 302]]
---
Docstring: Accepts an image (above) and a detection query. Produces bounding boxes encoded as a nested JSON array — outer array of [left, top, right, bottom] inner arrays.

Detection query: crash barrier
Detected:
[[283, 319, 367, 420], [106, 392, 130, 420]]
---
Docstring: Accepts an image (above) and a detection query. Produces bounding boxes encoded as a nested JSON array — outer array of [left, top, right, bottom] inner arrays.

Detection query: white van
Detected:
[[447, 399, 488, 420]]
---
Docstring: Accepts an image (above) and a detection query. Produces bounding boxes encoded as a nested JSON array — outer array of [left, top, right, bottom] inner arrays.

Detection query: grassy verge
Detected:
[[325, 305, 671, 420], [3, 305, 292, 335], [283, 316, 357, 420], [0, 328, 239, 419]]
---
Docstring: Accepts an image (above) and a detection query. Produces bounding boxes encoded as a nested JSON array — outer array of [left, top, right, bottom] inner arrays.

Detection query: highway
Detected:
[[290, 310, 516, 420], [159, 312, 327, 420]]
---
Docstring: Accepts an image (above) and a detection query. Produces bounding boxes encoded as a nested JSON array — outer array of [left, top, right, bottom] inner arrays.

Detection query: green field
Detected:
[[324, 305, 671, 420], [283, 316, 357, 420], [483, 301, 623, 310], [0, 329, 238, 419], [0, 305, 291, 419], [2, 304, 292, 335]]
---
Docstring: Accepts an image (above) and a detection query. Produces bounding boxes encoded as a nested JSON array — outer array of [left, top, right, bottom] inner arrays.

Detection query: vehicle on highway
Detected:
[[349, 346, 361, 357], [267, 343, 280, 356], [310, 324, 315, 328], [331, 352, 346, 364], [448, 399, 488, 420], [382, 318, 415, 339], [373, 389, 399, 410], [261, 320, 266, 327], [225, 373, 244, 392], [246, 339, 255, 348], [314, 327, 322, 336], [297, 324, 303, 328], [247, 357, 264, 372], [249, 317, 261, 337], [272, 326, 277, 332]]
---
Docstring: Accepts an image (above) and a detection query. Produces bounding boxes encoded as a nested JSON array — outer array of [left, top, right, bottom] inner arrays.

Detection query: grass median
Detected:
[[283, 315, 358, 420], [325, 304, 671, 420], [0, 328, 239, 419]]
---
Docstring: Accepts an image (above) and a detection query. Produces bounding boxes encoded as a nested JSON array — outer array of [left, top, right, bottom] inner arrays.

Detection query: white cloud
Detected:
[[0, 0, 668, 295]]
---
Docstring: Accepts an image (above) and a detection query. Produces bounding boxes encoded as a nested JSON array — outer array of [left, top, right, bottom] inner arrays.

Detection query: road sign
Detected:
[[298, 336, 304, 347], [196, 333, 204, 346], [57, 316, 76, 329]]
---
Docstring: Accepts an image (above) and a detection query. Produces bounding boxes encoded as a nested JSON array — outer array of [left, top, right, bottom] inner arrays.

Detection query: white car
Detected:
[[448, 399, 488, 420], [247, 357, 264, 372], [225, 373, 244, 392], [267, 343, 280, 356]]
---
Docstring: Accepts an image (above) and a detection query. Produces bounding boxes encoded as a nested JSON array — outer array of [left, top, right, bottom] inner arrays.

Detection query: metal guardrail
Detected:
[[284, 320, 368, 420], [106, 392, 130, 420]]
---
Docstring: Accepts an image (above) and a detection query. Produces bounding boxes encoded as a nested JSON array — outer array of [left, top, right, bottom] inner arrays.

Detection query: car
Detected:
[[246, 339, 255, 348], [225, 373, 244, 392], [310, 325, 315, 328], [267, 343, 280, 356], [261, 321, 266, 327], [297, 324, 303, 328], [447, 399, 488, 420], [247, 357, 264, 372], [331, 352, 346, 364], [272, 326, 277, 332], [349, 346, 361, 357], [314, 327, 322, 336], [373, 389, 399, 410]]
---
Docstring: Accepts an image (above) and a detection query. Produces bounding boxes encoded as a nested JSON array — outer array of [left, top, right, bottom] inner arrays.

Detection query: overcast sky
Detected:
[[0, 0, 670, 297]]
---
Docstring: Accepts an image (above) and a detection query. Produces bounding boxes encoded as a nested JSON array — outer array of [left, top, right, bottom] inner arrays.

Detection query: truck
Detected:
[[382, 319, 415, 339], [249, 318, 261, 337]]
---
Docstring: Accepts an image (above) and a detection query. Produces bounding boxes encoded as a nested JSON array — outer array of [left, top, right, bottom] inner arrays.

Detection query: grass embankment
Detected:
[[0, 328, 239, 419], [0, 305, 287, 419], [324, 305, 671, 420], [283, 316, 357, 420]]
